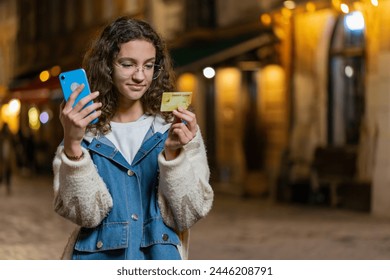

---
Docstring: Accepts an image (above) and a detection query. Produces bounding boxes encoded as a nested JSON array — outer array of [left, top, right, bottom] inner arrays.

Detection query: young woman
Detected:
[[52, 16, 213, 260]]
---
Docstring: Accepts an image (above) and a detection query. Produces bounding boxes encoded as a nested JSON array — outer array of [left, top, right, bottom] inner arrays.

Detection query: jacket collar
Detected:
[[82, 115, 170, 168], [83, 114, 170, 144]]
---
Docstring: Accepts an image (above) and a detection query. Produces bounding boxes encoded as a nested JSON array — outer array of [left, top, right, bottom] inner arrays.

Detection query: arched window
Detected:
[[328, 11, 365, 145]]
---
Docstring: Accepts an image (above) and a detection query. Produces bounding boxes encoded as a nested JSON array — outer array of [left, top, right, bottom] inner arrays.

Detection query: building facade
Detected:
[[0, 1, 17, 110], [2, 0, 390, 216]]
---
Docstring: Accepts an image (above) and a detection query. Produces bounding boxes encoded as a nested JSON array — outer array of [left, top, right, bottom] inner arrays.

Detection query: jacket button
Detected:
[[96, 241, 103, 249], [162, 234, 169, 241], [131, 214, 138, 221], [127, 170, 134, 176]]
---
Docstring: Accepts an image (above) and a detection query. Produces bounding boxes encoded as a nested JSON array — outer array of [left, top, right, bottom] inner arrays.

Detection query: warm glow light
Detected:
[[340, 3, 349, 13], [1, 100, 20, 134], [332, 0, 349, 12], [203, 67, 216, 79], [214, 67, 242, 170], [8, 99, 21, 115], [260, 13, 272, 26], [258, 65, 286, 105], [352, 1, 363, 12], [273, 26, 286, 39], [39, 70, 50, 82], [371, 0, 378, 7], [283, 0, 296, 9], [177, 73, 196, 92], [216, 68, 241, 104], [1, 99, 20, 122], [306, 2, 316, 12], [281, 7, 293, 18], [1, 104, 10, 120], [50, 65, 61, 76], [332, 0, 341, 9], [262, 65, 285, 84], [28, 107, 41, 130]]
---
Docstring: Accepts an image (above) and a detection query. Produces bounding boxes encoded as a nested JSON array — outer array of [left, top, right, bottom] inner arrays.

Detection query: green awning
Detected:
[[170, 32, 277, 72]]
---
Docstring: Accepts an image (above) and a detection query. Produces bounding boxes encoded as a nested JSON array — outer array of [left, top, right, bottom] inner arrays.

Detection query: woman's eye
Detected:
[[121, 63, 135, 68], [144, 64, 154, 70]]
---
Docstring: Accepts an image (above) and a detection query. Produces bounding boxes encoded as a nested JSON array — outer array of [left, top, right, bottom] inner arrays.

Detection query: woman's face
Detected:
[[112, 39, 157, 104]]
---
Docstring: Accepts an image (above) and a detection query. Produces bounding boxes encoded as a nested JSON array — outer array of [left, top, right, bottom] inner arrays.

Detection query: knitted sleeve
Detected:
[[157, 127, 214, 232], [52, 146, 113, 228]]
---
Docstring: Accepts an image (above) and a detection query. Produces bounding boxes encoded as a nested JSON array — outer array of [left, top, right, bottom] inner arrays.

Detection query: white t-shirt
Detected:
[[106, 115, 154, 165]]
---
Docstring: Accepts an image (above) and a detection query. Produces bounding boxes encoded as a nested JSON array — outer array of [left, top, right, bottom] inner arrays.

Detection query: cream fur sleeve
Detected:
[[157, 128, 214, 232], [52, 146, 113, 228]]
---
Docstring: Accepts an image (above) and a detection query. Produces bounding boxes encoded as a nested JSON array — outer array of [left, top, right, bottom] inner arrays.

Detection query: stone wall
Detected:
[[363, 2, 390, 216], [289, 9, 335, 181]]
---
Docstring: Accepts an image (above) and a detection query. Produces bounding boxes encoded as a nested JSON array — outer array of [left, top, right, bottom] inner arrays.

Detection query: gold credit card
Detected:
[[160, 92, 192, 112]]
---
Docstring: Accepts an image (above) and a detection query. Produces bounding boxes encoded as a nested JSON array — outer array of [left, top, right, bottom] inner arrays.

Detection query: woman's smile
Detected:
[[112, 40, 157, 103], [127, 83, 146, 91]]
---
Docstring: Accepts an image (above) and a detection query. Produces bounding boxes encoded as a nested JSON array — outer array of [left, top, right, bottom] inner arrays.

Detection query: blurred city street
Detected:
[[1, 174, 390, 260]]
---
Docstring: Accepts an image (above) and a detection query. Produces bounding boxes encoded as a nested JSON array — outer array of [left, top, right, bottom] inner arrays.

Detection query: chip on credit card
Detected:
[[160, 92, 192, 112]]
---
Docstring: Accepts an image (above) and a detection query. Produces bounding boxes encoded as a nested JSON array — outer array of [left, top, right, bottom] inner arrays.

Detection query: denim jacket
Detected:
[[53, 116, 213, 260]]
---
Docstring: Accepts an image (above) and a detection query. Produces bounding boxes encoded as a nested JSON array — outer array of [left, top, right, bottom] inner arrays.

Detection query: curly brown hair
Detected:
[[82, 16, 176, 135]]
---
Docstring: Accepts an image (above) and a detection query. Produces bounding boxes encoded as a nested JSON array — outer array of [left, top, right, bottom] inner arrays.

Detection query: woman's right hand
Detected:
[[60, 84, 102, 157]]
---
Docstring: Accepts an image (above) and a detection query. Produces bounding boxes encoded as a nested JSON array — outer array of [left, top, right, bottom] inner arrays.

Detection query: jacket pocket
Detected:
[[74, 222, 129, 252], [140, 218, 180, 248]]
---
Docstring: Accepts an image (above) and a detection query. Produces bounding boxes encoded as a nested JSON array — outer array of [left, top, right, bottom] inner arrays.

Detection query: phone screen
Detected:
[[59, 68, 98, 124]]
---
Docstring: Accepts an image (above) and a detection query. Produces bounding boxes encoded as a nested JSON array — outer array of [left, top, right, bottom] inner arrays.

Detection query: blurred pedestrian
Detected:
[[24, 130, 36, 174], [52, 16, 213, 260], [0, 123, 14, 195]]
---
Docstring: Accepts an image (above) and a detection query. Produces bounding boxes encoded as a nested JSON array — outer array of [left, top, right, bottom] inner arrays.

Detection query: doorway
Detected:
[[328, 12, 365, 146]]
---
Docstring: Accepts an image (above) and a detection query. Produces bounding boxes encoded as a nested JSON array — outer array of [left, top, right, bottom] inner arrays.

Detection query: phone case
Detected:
[[59, 68, 98, 124]]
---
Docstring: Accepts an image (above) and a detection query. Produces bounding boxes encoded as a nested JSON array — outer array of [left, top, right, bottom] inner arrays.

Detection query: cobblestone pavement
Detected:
[[1, 175, 390, 260]]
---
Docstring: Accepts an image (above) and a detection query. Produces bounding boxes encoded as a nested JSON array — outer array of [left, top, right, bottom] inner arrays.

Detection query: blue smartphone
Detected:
[[59, 68, 98, 124]]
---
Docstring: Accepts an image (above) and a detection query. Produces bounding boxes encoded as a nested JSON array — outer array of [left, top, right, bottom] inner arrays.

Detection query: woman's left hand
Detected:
[[164, 108, 198, 160]]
